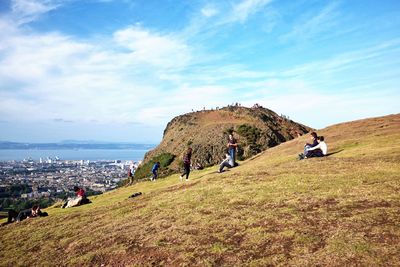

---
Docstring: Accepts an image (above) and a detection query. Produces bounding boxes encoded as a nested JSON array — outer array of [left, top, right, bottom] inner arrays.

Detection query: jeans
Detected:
[[307, 149, 324, 158], [152, 170, 158, 180], [229, 148, 236, 165], [304, 145, 311, 155], [181, 163, 190, 180], [219, 161, 232, 172]]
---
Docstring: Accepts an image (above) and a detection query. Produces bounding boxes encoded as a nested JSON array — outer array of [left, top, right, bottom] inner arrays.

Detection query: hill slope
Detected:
[[137, 105, 311, 179], [1, 114, 399, 266]]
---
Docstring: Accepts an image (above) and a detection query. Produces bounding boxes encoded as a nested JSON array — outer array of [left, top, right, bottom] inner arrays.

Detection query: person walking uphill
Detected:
[[151, 162, 160, 181], [227, 134, 238, 166], [180, 148, 192, 181]]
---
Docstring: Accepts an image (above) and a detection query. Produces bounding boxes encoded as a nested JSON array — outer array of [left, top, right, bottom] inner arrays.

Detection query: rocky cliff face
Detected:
[[136, 105, 312, 178]]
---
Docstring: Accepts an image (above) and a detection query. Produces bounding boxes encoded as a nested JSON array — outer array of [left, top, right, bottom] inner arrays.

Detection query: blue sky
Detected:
[[0, 0, 399, 143]]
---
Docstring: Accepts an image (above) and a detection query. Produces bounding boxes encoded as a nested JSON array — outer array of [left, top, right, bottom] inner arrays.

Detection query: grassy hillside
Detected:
[[1, 114, 399, 266]]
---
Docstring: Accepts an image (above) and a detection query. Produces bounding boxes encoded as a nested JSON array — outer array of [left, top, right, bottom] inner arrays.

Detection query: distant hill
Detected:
[[1, 114, 399, 266], [0, 141, 155, 150], [136, 105, 311, 179]]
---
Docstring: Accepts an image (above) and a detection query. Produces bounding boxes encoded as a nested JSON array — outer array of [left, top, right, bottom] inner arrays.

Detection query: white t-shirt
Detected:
[[308, 141, 328, 155], [221, 155, 233, 166]]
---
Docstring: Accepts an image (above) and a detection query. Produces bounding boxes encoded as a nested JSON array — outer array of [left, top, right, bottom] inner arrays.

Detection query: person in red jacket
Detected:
[[62, 186, 89, 208], [74, 186, 86, 198]]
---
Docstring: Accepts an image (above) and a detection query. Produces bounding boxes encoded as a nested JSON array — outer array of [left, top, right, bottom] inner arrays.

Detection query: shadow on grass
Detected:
[[325, 149, 344, 157]]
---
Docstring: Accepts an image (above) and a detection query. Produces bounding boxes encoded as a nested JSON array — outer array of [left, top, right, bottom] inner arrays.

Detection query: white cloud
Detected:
[[238, 78, 400, 129], [185, 0, 274, 38], [135, 85, 232, 125], [9, 0, 62, 25], [113, 26, 191, 69], [281, 38, 400, 78], [0, 21, 194, 125], [230, 0, 273, 23], [201, 5, 218, 18]]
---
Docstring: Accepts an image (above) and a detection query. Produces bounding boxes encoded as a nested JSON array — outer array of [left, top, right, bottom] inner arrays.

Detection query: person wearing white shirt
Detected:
[[306, 136, 328, 158], [219, 153, 233, 172]]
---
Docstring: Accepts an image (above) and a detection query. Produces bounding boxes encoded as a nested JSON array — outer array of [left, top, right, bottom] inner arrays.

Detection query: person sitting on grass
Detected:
[[2, 205, 48, 226], [219, 153, 233, 173], [299, 136, 328, 159], [62, 186, 90, 208], [194, 161, 204, 170], [151, 162, 160, 181], [306, 136, 328, 158], [299, 132, 318, 159], [305, 132, 318, 149]]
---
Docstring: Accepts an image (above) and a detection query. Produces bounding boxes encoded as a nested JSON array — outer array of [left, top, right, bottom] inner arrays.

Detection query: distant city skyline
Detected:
[[1, 0, 399, 143]]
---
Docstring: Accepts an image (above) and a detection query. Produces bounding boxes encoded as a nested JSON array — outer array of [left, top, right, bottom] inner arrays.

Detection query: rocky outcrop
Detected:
[[136, 105, 312, 178]]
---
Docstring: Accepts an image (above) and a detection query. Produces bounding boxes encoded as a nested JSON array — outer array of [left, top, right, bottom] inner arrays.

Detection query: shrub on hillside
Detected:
[[237, 124, 261, 144], [133, 152, 176, 180], [236, 124, 262, 158]]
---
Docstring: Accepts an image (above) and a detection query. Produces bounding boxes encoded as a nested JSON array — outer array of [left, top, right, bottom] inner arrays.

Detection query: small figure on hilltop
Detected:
[[151, 162, 160, 181], [2, 205, 48, 226], [219, 152, 233, 173], [180, 147, 192, 181], [227, 134, 238, 166], [62, 186, 90, 208], [299, 132, 328, 159]]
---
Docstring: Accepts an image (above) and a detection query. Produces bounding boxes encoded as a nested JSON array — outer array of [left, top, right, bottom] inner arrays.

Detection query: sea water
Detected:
[[0, 149, 149, 162]]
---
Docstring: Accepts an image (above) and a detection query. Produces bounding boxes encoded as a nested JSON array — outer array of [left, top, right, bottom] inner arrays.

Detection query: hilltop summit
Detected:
[[136, 104, 311, 179]]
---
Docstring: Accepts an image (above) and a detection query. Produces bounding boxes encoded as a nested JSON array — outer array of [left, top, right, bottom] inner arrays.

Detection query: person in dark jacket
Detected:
[[3, 205, 48, 225], [151, 162, 160, 181], [306, 132, 318, 146], [180, 148, 192, 181], [299, 132, 319, 160]]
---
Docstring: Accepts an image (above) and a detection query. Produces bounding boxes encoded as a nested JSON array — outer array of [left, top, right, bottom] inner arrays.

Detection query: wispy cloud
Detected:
[[184, 0, 275, 38], [280, 38, 400, 78], [9, 0, 63, 25], [280, 2, 340, 43], [113, 26, 191, 69], [227, 0, 274, 23], [201, 5, 219, 18]]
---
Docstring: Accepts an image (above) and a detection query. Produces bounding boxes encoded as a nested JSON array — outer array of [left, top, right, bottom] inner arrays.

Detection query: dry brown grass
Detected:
[[1, 114, 399, 266]]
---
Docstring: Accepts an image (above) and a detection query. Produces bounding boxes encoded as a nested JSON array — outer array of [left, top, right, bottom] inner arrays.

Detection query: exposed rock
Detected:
[[138, 105, 312, 178]]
